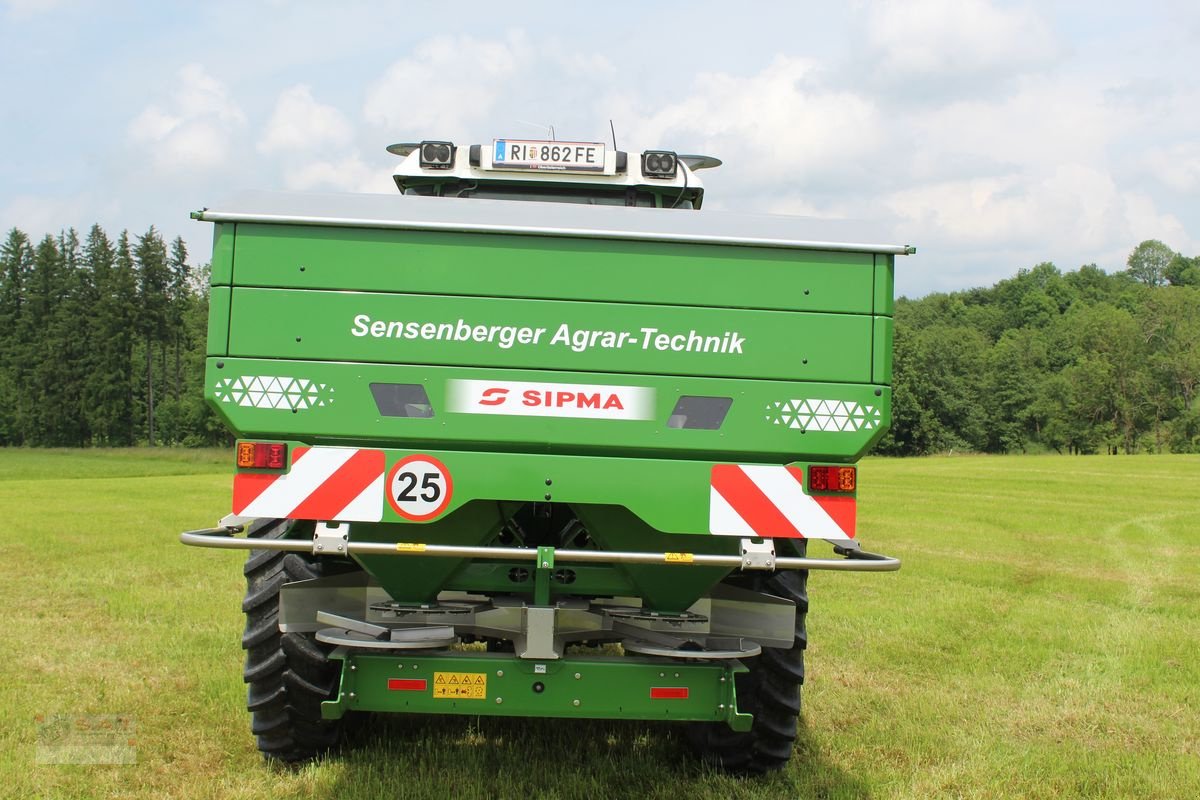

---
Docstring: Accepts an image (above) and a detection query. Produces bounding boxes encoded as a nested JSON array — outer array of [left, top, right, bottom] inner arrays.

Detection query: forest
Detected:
[[1, 226, 1198, 455]]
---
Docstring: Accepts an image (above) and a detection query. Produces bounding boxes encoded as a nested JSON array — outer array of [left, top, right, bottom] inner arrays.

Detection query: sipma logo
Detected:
[[448, 380, 654, 420], [479, 387, 509, 406]]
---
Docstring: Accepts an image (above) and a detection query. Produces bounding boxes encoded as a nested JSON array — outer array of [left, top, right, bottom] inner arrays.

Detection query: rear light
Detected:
[[809, 465, 856, 493], [650, 687, 689, 699], [236, 442, 288, 470]]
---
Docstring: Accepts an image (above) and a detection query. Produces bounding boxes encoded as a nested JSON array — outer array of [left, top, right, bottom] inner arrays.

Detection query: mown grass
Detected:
[[0, 449, 1197, 799]]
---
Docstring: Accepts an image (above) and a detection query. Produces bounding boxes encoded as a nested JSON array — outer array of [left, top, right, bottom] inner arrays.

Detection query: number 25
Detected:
[[395, 471, 441, 503]]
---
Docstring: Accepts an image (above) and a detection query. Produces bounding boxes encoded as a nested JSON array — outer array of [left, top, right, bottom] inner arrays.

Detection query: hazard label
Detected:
[[432, 671, 487, 699]]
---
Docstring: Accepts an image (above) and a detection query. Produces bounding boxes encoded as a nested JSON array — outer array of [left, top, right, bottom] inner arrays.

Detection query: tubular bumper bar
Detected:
[[180, 526, 900, 573]]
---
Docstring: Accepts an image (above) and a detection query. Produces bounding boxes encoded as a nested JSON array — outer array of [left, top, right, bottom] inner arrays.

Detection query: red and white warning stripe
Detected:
[[709, 464, 855, 540], [233, 447, 385, 522]]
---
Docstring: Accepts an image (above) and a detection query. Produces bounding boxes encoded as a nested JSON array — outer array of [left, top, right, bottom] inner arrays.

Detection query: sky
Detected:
[[1, 0, 1197, 298]]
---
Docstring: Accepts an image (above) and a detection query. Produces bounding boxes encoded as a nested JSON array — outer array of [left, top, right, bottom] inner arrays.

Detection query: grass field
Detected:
[[1, 449, 1197, 799]]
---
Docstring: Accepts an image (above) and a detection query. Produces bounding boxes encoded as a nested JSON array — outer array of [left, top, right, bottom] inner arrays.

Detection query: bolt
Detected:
[[574, 673, 581, 680], [545, 478, 553, 486], [573, 699, 580, 707], [295, 336, 301, 342], [541, 561, 550, 568], [720, 676, 726, 683], [299, 265, 306, 272], [496, 697, 503, 704], [719, 704, 725, 710], [544, 493, 552, 501], [659, 672, 665, 678], [497, 670, 504, 677], [349, 664, 356, 671], [349, 692, 356, 699], [316, 544, 324, 551], [413, 665, 418, 670], [216, 361, 224, 369], [674, 672, 680, 678]]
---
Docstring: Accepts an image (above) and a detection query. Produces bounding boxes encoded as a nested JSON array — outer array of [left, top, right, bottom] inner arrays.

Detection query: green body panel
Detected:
[[209, 358, 890, 461], [230, 222, 875, 314], [206, 287, 231, 357], [873, 317, 894, 385], [873, 253, 894, 316], [210, 224, 234, 286], [226, 288, 873, 383], [323, 650, 750, 731]]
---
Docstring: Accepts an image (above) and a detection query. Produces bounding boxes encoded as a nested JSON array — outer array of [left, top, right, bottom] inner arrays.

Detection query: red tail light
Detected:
[[809, 465, 856, 493], [650, 687, 689, 699], [236, 442, 287, 470]]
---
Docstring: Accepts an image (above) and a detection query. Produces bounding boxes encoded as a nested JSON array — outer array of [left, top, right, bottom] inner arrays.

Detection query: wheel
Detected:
[[241, 519, 344, 762], [684, 548, 808, 774]]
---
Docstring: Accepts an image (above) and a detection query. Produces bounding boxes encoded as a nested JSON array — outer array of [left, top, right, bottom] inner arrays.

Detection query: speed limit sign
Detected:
[[386, 454, 453, 521]]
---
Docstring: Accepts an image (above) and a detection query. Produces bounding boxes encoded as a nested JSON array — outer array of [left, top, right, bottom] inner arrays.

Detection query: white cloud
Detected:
[[258, 84, 354, 155], [864, 0, 1057, 87], [127, 63, 245, 171], [886, 165, 1120, 247], [617, 55, 884, 191], [364, 32, 532, 135], [283, 156, 392, 194], [884, 163, 1198, 292], [1143, 143, 1200, 192]]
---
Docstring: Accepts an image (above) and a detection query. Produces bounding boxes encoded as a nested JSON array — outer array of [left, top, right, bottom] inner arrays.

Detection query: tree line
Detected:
[[0, 225, 223, 447], [877, 240, 1200, 455], [1, 223, 1197, 455]]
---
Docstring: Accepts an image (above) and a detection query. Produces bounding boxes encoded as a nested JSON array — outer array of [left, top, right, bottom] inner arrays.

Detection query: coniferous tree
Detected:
[[134, 227, 170, 445], [83, 225, 138, 444], [169, 236, 191, 403], [0, 229, 34, 445], [114, 232, 139, 445], [25, 234, 68, 444], [50, 228, 92, 445]]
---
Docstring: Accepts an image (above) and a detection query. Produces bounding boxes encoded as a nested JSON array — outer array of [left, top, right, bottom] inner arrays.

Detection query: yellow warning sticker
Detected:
[[664, 552, 694, 564], [432, 672, 487, 699], [396, 542, 426, 552]]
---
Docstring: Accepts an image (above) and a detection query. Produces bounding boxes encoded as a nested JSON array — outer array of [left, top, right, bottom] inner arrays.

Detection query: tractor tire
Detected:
[[241, 519, 343, 763], [684, 555, 808, 774]]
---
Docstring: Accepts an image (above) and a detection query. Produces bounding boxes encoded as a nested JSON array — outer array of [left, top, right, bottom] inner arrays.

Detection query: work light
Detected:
[[641, 150, 678, 178], [419, 140, 455, 169]]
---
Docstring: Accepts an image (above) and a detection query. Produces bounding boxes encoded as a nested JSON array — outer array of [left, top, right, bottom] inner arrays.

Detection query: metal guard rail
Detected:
[[180, 526, 901, 573]]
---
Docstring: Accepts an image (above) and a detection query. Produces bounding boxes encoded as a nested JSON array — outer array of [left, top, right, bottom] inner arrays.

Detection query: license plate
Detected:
[[491, 139, 606, 172]]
